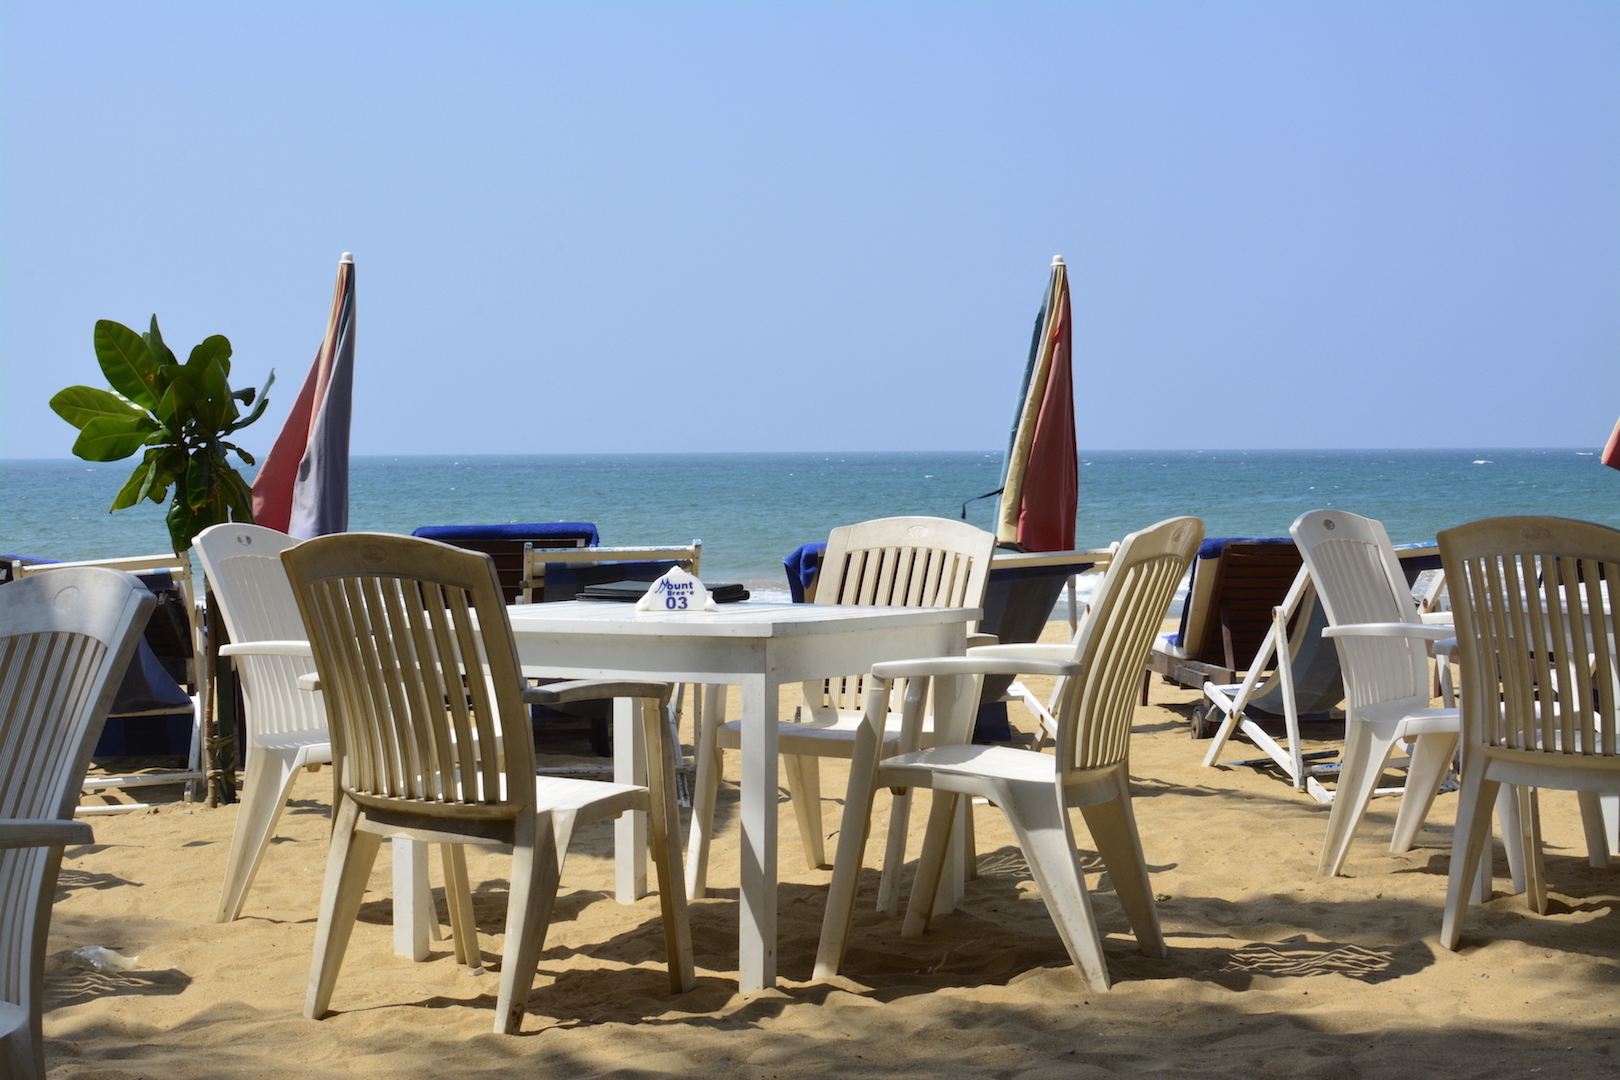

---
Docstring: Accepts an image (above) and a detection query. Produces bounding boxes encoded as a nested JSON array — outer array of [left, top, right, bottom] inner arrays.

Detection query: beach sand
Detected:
[[43, 624, 1620, 1079]]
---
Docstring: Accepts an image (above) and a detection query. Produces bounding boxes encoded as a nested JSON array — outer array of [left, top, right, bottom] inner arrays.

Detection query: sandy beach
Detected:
[[44, 623, 1620, 1080]]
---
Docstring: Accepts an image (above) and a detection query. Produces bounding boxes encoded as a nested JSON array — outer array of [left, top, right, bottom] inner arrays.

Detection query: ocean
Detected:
[[3, 449, 1615, 600]]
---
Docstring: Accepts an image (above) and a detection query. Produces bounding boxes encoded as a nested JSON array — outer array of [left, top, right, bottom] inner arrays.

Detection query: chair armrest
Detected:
[[965, 632, 999, 650], [219, 640, 314, 658], [0, 819, 94, 849], [523, 680, 672, 705], [870, 655, 1082, 680], [1322, 622, 1455, 641], [966, 643, 1074, 662], [1420, 612, 1454, 625]]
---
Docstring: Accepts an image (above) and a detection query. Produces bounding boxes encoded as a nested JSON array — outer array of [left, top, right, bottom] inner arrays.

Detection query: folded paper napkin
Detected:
[[635, 565, 717, 612]]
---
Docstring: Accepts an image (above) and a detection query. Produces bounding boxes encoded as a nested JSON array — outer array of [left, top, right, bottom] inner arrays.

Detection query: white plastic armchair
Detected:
[[2, 568, 153, 1080], [281, 533, 692, 1035], [688, 516, 996, 900], [815, 516, 1202, 992], [194, 523, 333, 923]]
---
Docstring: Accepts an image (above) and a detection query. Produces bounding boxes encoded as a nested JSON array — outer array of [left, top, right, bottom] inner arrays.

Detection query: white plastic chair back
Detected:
[[1, 568, 152, 1079], [808, 516, 996, 714], [281, 533, 538, 815], [195, 524, 328, 747], [1292, 510, 1430, 714], [1053, 517, 1203, 775]]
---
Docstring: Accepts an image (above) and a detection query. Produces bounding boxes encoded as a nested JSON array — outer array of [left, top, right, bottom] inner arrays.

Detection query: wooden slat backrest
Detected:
[[1054, 518, 1202, 774], [808, 517, 996, 715], [281, 534, 536, 817], [1, 568, 152, 1050], [1192, 542, 1302, 670], [1440, 517, 1620, 767]]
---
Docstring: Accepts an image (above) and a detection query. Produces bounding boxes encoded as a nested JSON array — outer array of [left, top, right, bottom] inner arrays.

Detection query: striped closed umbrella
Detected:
[[996, 256, 1077, 551], [251, 253, 356, 538]]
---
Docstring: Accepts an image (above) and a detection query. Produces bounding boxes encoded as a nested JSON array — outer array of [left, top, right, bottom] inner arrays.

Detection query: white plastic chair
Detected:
[[815, 516, 1202, 991], [1439, 516, 1620, 947], [194, 523, 333, 923], [1291, 511, 1467, 877], [687, 516, 996, 901], [282, 533, 693, 1034], [2, 568, 153, 1080]]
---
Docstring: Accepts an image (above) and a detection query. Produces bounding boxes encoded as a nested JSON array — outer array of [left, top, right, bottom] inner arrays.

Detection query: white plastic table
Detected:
[[504, 599, 977, 992]]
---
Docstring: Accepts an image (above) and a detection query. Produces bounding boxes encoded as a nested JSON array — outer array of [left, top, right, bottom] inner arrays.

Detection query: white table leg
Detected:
[[393, 837, 432, 960], [615, 696, 649, 903], [738, 674, 779, 993]]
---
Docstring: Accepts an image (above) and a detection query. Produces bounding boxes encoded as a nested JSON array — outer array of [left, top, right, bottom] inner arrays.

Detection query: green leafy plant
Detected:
[[51, 316, 274, 553]]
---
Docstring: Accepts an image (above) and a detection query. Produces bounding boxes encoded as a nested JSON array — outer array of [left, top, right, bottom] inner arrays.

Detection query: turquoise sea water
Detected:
[[3, 449, 1616, 597]]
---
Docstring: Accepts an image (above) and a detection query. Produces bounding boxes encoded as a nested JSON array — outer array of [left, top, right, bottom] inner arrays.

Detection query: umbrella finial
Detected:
[[340, 252, 354, 263], [1051, 255, 1064, 266]]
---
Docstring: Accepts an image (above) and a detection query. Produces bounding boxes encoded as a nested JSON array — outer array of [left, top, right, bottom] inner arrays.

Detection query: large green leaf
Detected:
[[184, 453, 214, 510], [220, 465, 255, 519], [141, 447, 185, 504], [109, 453, 156, 512], [72, 414, 160, 461], [94, 320, 161, 409], [187, 334, 232, 379], [200, 357, 235, 431], [152, 371, 196, 429], [166, 496, 199, 554], [145, 315, 179, 368], [49, 385, 145, 430]]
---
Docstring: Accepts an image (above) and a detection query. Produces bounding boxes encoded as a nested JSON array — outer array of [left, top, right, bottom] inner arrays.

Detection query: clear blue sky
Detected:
[[2, 1, 1615, 459]]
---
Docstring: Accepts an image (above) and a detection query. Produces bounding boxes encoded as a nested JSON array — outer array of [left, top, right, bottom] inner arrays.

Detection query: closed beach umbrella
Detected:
[[251, 253, 356, 539], [996, 255, 1077, 551]]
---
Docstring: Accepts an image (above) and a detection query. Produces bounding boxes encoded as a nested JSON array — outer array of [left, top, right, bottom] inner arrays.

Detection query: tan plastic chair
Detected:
[[688, 516, 996, 900], [2, 568, 153, 1080], [815, 516, 1202, 991], [281, 533, 693, 1034], [1439, 517, 1620, 948]]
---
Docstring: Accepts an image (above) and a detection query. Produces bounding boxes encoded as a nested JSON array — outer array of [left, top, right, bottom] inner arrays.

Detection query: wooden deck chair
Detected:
[[688, 517, 996, 906], [10, 554, 208, 811], [1439, 516, 1620, 946], [282, 533, 692, 1034], [1145, 539, 1300, 696], [814, 517, 1202, 991], [2, 568, 153, 1080]]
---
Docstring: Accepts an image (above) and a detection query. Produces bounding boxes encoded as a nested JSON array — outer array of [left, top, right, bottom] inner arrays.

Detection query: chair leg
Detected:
[[1495, 783, 1527, 894], [305, 799, 384, 1019], [1318, 719, 1401, 877], [1002, 783, 1111, 991], [1441, 760, 1500, 951], [1389, 731, 1459, 853], [495, 815, 563, 1036], [1077, 769, 1165, 959], [902, 789, 960, 939], [813, 709, 886, 981], [685, 684, 727, 899], [876, 786, 913, 916], [1577, 791, 1611, 870], [440, 844, 478, 967], [640, 697, 695, 994], [783, 753, 826, 870], [1520, 786, 1548, 915], [216, 746, 300, 922]]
